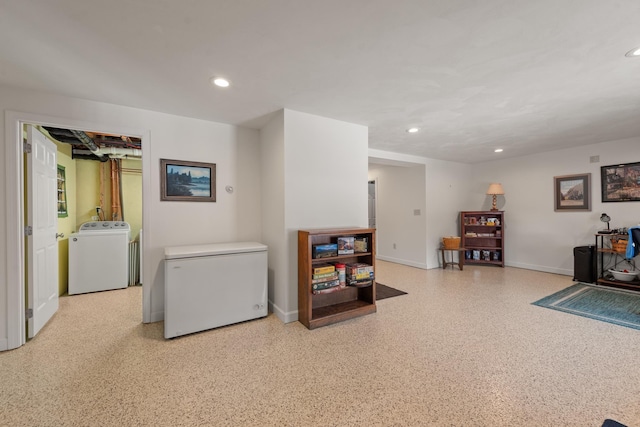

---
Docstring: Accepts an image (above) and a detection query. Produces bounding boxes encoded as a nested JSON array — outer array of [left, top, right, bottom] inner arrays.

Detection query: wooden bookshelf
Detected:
[[298, 228, 376, 329], [460, 211, 504, 267]]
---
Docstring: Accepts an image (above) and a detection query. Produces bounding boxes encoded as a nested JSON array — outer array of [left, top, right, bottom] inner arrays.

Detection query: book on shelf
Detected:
[[347, 279, 373, 287], [312, 264, 336, 275], [345, 262, 374, 276], [349, 271, 374, 281], [354, 237, 368, 253], [312, 243, 338, 259], [312, 283, 346, 295], [312, 270, 338, 280], [337, 236, 355, 255], [312, 272, 339, 283], [312, 279, 340, 291]]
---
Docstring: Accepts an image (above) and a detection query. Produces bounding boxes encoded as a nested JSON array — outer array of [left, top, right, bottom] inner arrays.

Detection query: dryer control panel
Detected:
[[79, 221, 131, 232]]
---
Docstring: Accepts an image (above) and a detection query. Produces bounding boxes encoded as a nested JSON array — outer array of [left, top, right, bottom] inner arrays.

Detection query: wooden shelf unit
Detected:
[[595, 233, 639, 291], [298, 228, 376, 329], [460, 211, 504, 267]]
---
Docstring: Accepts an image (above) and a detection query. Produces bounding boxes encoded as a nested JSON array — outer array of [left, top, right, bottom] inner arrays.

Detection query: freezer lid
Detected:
[[164, 241, 267, 260]]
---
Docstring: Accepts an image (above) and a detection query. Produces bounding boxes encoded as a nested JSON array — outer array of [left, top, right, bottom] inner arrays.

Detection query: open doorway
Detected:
[[368, 179, 376, 229], [37, 125, 143, 295], [5, 111, 149, 350], [25, 124, 143, 337]]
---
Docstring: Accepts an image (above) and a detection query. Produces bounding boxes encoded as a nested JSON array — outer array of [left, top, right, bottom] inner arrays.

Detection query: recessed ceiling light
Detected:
[[494, 148, 503, 153], [625, 47, 640, 57], [406, 127, 420, 133], [211, 77, 230, 87]]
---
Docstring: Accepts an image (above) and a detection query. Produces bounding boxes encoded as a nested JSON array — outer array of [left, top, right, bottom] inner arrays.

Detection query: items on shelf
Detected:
[[595, 232, 639, 291], [312, 243, 338, 259], [337, 236, 355, 255], [354, 237, 368, 253], [345, 262, 374, 286], [335, 263, 346, 286], [312, 279, 343, 294], [313, 264, 335, 275]]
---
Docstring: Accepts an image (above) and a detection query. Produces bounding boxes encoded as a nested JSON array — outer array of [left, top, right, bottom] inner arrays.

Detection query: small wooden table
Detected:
[[440, 247, 465, 271]]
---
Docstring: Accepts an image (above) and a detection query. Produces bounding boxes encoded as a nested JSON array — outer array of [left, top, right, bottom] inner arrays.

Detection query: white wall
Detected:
[[284, 109, 368, 321], [0, 85, 262, 350], [260, 111, 287, 320], [368, 164, 427, 268], [368, 150, 473, 269], [424, 158, 475, 268], [471, 137, 640, 275]]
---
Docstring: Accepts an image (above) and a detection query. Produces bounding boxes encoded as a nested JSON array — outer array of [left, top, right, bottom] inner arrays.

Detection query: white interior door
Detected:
[[26, 125, 59, 339]]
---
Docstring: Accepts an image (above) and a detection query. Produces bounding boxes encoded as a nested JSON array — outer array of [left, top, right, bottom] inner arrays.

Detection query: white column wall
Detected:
[[259, 111, 287, 320], [284, 109, 368, 321]]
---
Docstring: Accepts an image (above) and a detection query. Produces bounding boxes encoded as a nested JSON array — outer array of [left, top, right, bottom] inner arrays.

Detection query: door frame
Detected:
[[368, 178, 379, 254], [4, 110, 151, 350]]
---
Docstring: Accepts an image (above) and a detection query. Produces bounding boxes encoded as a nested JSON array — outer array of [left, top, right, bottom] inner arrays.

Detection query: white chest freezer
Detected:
[[164, 241, 268, 338]]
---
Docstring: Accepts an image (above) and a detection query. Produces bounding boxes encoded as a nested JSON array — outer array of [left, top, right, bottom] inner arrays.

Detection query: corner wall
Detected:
[[260, 111, 286, 320], [260, 109, 368, 323], [284, 110, 369, 320]]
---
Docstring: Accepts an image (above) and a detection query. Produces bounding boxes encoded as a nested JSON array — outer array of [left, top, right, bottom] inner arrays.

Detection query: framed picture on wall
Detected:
[[601, 161, 640, 202], [160, 159, 216, 202], [554, 173, 591, 211]]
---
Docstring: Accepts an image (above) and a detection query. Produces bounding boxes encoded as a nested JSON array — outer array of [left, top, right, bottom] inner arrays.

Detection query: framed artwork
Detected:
[[601, 162, 640, 202], [160, 159, 216, 202], [554, 173, 591, 211]]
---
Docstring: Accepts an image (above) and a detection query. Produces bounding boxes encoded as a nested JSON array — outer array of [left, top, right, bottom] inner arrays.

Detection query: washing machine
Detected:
[[68, 221, 131, 295]]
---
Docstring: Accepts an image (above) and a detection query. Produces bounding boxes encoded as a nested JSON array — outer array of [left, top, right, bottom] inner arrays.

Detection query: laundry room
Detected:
[[31, 125, 143, 296]]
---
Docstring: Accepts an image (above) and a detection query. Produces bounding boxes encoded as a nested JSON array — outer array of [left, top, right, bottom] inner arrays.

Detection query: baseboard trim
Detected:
[[269, 300, 298, 323], [148, 310, 164, 323], [506, 261, 572, 276], [377, 255, 428, 270]]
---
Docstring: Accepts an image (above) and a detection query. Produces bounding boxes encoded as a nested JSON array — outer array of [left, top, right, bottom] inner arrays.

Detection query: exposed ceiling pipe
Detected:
[[70, 129, 107, 162], [73, 148, 142, 160]]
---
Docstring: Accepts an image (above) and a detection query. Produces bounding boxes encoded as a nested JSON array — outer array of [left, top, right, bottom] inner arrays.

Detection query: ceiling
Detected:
[[42, 126, 141, 161], [1, 1, 639, 164]]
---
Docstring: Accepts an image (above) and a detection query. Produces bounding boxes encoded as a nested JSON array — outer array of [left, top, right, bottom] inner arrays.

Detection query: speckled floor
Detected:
[[2, 261, 639, 427]]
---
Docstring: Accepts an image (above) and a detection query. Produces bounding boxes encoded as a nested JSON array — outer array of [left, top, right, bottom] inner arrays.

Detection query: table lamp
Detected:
[[486, 183, 504, 211], [599, 213, 612, 234]]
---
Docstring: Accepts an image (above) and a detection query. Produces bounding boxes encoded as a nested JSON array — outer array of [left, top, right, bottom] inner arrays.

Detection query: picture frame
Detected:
[[600, 161, 640, 203], [160, 159, 216, 202], [554, 173, 591, 211]]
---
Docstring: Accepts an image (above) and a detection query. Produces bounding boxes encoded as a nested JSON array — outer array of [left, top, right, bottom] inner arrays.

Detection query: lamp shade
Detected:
[[486, 183, 505, 195]]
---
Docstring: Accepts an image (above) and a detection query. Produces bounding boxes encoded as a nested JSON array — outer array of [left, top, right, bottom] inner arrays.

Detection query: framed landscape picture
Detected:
[[554, 173, 591, 211], [601, 162, 640, 202], [160, 159, 216, 202]]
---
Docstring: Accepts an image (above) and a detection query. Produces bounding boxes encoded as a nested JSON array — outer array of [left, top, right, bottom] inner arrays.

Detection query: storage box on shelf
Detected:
[[460, 211, 504, 267], [595, 232, 640, 291], [298, 228, 376, 329]]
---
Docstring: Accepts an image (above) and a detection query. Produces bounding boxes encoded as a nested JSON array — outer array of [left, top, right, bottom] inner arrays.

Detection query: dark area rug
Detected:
[[532, 283, 640, 330], [376, 283, 407, 300]]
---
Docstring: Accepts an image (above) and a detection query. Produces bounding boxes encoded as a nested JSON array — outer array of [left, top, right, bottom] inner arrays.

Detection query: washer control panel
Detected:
[[79, 221, 131, 232]]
